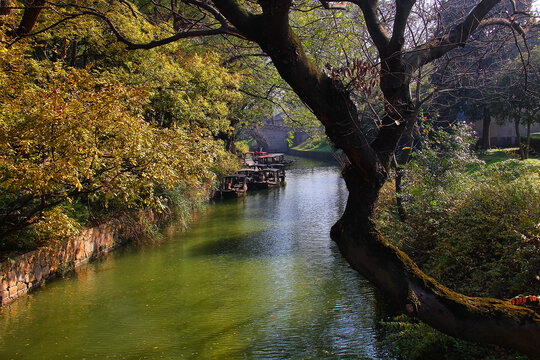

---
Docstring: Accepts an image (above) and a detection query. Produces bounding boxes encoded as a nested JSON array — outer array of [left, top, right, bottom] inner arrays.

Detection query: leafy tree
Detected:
[[491, 45, 540, 159], [182, 2, 538, 355], [429, 0, 536, 149]]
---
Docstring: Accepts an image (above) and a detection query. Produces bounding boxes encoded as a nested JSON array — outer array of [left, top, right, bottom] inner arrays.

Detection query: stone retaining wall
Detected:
[[0, 211, 161, 307]]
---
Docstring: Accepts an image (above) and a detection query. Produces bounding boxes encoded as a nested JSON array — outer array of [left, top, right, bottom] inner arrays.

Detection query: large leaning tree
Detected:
[[4, 0, 539, 356]]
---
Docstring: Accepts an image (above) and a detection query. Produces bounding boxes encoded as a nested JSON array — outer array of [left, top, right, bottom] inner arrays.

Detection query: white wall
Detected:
[[471, 119, 540, 147]]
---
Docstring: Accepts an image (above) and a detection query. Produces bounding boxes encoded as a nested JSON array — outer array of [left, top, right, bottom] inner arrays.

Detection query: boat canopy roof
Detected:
[[224, 174, 247, 178], [258, 153, 284, 158]]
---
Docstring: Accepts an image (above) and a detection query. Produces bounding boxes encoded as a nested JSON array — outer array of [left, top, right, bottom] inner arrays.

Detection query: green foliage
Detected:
[[380, 123, 539, 298], [381, 121, 483, 263], [292, 135, 334, 152], [405, 119, 482, 184], [22, 0, 242, 137], [377, 122, 540, 359], [381, 315, 527, 360], [234, 140, 250, 154], [161, 183, 209, 232], [427, 162, 540, 297]]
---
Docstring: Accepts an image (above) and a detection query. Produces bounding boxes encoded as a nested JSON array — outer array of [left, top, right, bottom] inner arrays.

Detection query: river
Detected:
[[0, 158, 393, 359]]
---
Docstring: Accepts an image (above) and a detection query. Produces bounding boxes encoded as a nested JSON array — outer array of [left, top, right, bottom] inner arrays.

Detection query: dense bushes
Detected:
[[524, 132, 540, 154], [377, 122, 539, 358]]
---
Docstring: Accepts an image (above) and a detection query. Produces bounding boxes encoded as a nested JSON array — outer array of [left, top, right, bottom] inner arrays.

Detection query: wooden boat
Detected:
[[236, 168, 257, 190], [237, 165, 286, 190], [215, 174, 248, 199], [255, 153, 294, 167], [249, 169, 269, 191], [262, 168, 283, 188], [271, 164, 286, 184], [236, 168, 256, 180], [249, 151, 267, 157], [242, 157, 256, 167]]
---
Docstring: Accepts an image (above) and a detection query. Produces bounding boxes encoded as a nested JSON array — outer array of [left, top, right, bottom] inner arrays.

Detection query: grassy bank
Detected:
[[477, 148, 519, 164], [289, 136, 339, 162], [292, 136, 333, 153]]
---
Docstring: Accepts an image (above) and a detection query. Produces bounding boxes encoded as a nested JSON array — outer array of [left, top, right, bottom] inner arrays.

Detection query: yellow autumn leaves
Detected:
[[0, 22, 240, 244]]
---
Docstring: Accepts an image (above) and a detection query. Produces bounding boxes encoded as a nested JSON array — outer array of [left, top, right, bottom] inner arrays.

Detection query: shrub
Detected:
[[381, 316, 527, 360], [377, 122, 540, 359]]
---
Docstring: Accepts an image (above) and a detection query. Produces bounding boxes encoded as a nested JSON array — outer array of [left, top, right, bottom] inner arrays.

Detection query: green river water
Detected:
[[0, 159, 393, 359]]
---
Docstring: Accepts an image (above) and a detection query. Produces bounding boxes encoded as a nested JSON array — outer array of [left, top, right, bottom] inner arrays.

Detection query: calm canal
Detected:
[[0, 159, 392, 359]]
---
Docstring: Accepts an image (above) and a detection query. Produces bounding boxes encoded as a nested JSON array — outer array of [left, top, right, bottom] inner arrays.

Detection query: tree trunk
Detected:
[[525, 115, 531, 160], [16, 0, 45, 35], [481, 106, 491, 149], [394, 106, 422, 222], [333, 166, 540, 357], [514, 113, 524, 160], [395, 169, 407, 221]]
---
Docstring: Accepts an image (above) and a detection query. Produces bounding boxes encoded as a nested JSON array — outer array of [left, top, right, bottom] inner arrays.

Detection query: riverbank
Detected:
[[288, 149, 336, 162], [288, 136, 340, 163], [0, 210, 168, 307]]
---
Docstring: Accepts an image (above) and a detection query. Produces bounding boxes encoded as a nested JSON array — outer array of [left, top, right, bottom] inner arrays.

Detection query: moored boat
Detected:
[[255, 153, 294, 167], [215, 174, 248, 200], [262, 168, 283, 188]]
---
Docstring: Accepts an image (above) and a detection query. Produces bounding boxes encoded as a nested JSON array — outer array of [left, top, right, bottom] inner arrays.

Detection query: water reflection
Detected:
[[0, 158, 392, 359]]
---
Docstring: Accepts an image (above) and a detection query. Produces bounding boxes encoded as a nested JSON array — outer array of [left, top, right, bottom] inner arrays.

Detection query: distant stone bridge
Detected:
[[240, 112, 309, 153], [249, 124, 292, 153]]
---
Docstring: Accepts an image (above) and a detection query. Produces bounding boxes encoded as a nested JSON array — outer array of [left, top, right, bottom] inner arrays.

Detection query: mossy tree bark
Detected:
[[211, 0, 540, 357]]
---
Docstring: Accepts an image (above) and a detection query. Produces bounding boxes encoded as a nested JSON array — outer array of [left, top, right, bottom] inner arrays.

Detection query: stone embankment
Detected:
[[0, 211, 161, 307]]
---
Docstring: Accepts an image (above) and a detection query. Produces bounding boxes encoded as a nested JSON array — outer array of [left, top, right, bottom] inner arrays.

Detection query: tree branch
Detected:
[[214, 0, 383, 183], [16, 0, 45, 35], [479, 16, 526, 36], [348, 0, 390, 55], [211, 0, 262, 42], [7, 13, 84, 45], [45, 1, 246, 50], [82, 2, 246, 49], [405, 0, 501, 71], [389, 0, 415, 52]]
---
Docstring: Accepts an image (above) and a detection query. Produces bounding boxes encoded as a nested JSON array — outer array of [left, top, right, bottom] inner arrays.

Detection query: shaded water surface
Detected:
[[0, 159, 391, 359]]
